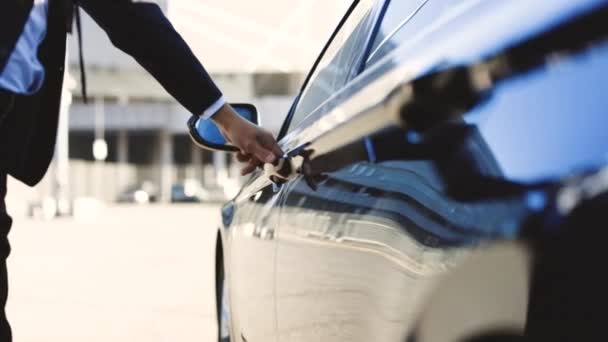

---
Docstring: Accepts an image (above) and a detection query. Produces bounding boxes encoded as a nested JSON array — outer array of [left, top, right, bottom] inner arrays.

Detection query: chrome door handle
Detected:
[[264, 156, 296, 184], [263, 147, 328, 191]]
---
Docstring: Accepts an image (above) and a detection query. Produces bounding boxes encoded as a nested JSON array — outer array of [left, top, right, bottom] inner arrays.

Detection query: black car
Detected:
[[190, 0, 608, 341]]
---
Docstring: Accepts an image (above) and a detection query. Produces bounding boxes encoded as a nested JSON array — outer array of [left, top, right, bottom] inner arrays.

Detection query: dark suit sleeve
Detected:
[[79, 0, 223, 116]]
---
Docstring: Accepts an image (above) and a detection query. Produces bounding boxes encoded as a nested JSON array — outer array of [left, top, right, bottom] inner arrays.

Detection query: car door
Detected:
[[222, 2, 386, 341], [272, 0, 476, 341], [227, 0, 607, 341], [222, 1, 386, 340], [224, 176, 283, 342], [271, 0, 552, 341]]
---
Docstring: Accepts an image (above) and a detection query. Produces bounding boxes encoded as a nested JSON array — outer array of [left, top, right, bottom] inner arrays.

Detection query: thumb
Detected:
[[248, 139, 276, 164], [260, 133, 284, 159]]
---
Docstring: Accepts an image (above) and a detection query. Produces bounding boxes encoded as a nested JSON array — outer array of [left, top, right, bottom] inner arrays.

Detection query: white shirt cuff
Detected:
[[200, 96, 226, 120]]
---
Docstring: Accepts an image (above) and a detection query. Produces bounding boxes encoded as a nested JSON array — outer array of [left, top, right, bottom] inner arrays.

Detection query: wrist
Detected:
[[211, 104, 239, 131]]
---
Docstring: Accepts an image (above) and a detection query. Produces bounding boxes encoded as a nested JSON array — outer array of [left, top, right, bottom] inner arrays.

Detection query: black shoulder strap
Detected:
[[74, 3, 88, 103], [58, 0, 88, 102], [63, 0, 74, 33]]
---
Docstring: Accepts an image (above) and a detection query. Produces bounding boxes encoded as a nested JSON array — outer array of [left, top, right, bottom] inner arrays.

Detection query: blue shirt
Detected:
[[0, 0, 49, 95]]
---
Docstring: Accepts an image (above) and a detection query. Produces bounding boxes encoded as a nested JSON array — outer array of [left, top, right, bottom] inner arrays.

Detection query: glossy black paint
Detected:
[[215, 1, 608, 341]]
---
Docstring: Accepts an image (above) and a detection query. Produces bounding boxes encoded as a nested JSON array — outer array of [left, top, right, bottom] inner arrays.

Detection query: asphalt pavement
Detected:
[[6, 204, 220, 342]]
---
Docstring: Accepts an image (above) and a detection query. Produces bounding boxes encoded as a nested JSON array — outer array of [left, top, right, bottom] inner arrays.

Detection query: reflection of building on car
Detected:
[[190, 0, 608, 341]]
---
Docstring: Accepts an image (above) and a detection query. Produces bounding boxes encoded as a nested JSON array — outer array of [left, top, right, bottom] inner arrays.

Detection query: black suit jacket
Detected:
[[0, 0, 222, 186]]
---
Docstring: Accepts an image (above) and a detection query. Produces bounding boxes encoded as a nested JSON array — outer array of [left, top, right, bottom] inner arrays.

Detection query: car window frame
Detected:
[[365, 0, 431, 65], [277, 0, 390, 141]]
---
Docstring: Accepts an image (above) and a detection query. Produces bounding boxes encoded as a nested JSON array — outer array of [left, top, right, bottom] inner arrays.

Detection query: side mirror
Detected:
[[188, 103, 259, 152]]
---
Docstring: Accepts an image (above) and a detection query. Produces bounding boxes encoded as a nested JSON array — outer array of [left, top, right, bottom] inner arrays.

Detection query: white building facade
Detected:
[[56, 0, 351, 204]]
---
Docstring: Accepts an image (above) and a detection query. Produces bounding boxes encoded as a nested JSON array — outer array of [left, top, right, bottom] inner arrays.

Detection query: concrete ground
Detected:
[[5, 204, 221, 342]]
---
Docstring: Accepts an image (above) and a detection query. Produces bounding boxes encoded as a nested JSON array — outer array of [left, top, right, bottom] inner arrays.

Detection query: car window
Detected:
[[286, 0, 377, 134], [366, 0, 474, 68], [462, 40, 608, 183], [366, 0, 428, 61]]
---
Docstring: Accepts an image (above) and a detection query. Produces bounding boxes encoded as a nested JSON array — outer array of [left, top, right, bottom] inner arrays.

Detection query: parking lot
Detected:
[[6, 204, 220, 342]]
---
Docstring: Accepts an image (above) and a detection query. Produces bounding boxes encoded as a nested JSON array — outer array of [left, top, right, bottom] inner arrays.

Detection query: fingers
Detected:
[[236, 152, 250, 163], [241, 159, 260, 175], [235, 129, 283, 176], [266, 139, 284, 160], [259, 132, 284, 162], [246, 133, 280, 165], [236, 151, 260, 176], [262, 131, 284, 157]]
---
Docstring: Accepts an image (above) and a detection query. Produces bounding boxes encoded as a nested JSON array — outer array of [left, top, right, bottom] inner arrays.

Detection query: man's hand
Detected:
[[212, 104, 283, 175]]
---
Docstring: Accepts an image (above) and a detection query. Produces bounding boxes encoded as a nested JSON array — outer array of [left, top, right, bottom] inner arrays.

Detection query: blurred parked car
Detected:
[[116, 181, 158, 204], [171, 179, 227, 203], [191, 1, 608, 341], [171, 183, 202, 203]]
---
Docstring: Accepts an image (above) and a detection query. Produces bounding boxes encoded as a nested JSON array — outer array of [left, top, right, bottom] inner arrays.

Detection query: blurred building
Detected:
[[21, 0, 351, 210]]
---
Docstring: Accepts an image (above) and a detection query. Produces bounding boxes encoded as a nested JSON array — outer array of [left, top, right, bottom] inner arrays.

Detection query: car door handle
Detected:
[[264, 156, 296, 184], [263, 146, 333, 191], [263, 145, 331, 191]]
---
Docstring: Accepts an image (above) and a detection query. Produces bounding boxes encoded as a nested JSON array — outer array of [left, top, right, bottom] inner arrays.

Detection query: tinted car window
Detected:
[[462, 41, 608, 182], [366, 0, 473, 68], [287, 0, 377, 134]]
